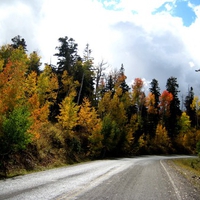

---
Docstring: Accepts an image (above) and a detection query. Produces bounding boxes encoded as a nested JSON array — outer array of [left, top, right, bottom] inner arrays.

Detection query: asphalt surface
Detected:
[[0, 155, 199, 200]]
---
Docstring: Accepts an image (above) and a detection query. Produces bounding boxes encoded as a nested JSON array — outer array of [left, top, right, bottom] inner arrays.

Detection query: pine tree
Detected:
[[166, 77, 181, 138], [146, 79, 161, 137], [11, 35, 27, 52], [54, 36, 79, 75], [185, 87, 196, 127]]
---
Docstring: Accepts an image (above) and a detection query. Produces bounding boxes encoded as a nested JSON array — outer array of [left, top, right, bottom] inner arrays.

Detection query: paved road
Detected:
[[0, 156, 199, 200]]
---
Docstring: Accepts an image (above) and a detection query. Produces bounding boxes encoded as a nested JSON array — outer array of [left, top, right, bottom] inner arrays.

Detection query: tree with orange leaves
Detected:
[[159, 90, 173, 124], [132, 78, 144, 112]]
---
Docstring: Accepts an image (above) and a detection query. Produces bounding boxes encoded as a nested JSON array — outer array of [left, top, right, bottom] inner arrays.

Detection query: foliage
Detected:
[[132, 78, 144, 108], [159, 90, 173, 117], [11, 35, 27, 51], [178, 112, 191, 133], [0, 106, 32, 155], [153, 124, 171, 153], [185, 87, 196, 127], [78, 98, 103, 156], [166, 77, 181, 137], [145, 93, 157, 114], [54, 36, 79, 75], [57, 94, 79, 136], [196, 141, 200, 156], [1, 36, 200, 176], [149, 78, 160, 109], [28, 51, 41, 74], [37, 65, 59, 106], [191, 96, 200, 128], [101, 114, 121, 156]]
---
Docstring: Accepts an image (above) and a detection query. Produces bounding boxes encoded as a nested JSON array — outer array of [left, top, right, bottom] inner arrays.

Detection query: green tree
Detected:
[[0, 106, 32, 156], [185, 87, 196, 127], [28, 51, 41, 75], [98, 87, 131, 156], [166, 77, 181, 138], [0, 106, 32, 176], [54, 36, 79, 75], [105, 74, 115, 94], [74, 59, 94, 105], [116, 64, 130, 93], [11, 35, 27, 52], [0, 45, 13, 67], [146, 78, 160, 138], [101, 114, 120, 157], [178, 112, 191, 133], [0, 44, 28, 69], [149, 79, 160, 109], [191, 96, 200, 128], [196, 141, 200, 156]]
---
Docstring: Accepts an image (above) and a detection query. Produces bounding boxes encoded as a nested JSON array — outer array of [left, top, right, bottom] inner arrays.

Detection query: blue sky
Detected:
[[153, 0, 198, 26], [0, 0, 200, 97]]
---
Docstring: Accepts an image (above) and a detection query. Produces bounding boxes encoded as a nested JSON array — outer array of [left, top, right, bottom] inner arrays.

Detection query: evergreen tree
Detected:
[[166, 77, 181, 138], [147, 79, 160, 137], [117, 64, 130, 93], [11, 35, 27, 52], [185, 87, 196, 127], [105, 74, 115, 94], [54, 36, 79, 75], [74, 59, 94, 105], [149, 79, 160, 109]]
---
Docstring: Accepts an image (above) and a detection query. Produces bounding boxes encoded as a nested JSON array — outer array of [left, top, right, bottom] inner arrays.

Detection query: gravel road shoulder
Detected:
[[162, 159, 200, 200]]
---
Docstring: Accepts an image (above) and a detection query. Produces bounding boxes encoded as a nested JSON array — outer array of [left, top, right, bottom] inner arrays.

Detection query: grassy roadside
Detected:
[[171, 157, 200, 190]]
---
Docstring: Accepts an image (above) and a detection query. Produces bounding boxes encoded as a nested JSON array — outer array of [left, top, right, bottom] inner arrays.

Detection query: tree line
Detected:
[[0, 35, 200, 175]]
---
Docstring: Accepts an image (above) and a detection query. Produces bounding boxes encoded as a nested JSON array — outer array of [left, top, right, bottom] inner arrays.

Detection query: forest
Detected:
[[0, 35, 200, 176]]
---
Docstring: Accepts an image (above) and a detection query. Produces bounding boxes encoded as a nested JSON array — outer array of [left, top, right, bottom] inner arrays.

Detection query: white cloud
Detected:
[[103, 0, 117, 8], [0, 0, 200, 96], [116, 0, 174, 14], [189, 61, 195, 68]]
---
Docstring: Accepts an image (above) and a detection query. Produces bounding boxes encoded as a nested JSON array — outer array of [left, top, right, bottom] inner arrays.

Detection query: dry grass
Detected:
[[172, 157, 200, 190]]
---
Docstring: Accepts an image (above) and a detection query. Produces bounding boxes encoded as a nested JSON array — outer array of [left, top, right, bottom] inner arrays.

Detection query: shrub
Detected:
[[196, 141, 200, 156], [0, 106, 32, 156]]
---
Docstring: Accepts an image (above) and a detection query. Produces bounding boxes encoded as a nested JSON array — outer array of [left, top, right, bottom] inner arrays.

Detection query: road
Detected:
[[0, 155, 199, 200]]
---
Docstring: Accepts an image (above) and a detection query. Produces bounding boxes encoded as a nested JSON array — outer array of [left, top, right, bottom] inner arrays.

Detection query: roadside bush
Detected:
[[0, 106, 32, 156], [196, 141, 200, 156], [0, 106, 32, 177]]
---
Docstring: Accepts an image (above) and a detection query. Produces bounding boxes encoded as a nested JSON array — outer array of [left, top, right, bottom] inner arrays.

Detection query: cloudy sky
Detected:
[[0, 0, 200, 99]]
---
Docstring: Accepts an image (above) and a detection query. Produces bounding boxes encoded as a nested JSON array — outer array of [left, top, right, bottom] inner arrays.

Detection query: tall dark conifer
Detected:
[[185, 87, 196, 127], [54, 36, 79, 75], [118, 64, 130, 93], [166, 76, 181, 138], [11, 35, 27, 52], [148, 79, 160, 137], [149, 79, 160, 109]]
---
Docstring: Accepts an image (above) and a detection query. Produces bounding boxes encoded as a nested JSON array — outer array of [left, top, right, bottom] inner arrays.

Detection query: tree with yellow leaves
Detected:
[[78, 98, 103, 156], [57, 93, 79, 137], [37, 65, 59, 106], [153, 124, 171, 153], [98, 87, 132, 156]]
